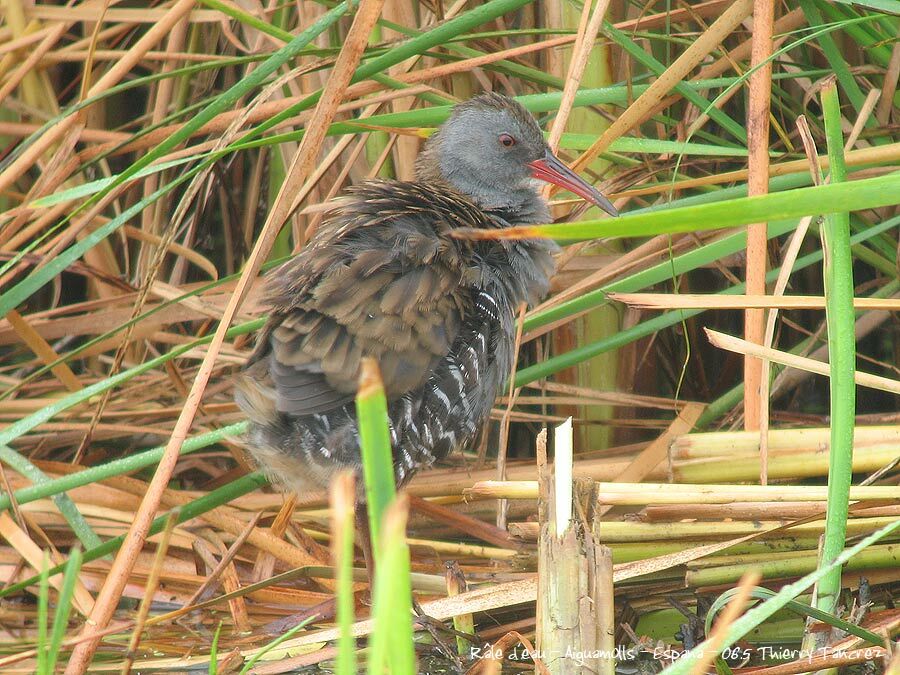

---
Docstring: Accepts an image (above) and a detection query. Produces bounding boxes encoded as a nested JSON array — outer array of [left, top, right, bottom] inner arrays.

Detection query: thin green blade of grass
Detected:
[[36, 551, 49, 675], [657, 517, 900, 675], [237, 616, 316, 674], [816, 1, 895, 67], [46, 546, 82, 674], [798, 1, 868, 113], [814, 78, 856, 616], [706, 587, 886, 647], [464, 171, 900, 242], [209, 621, 223, 675], [368, 496, 415, 675], [0, 446, 102, 552], [0, 423, 246, 515], [356, 358, 396, 549], [28, 156, 195, 208]]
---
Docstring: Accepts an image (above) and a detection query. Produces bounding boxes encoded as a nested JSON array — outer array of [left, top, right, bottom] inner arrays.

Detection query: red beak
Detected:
[[528, 150, 618, 217]]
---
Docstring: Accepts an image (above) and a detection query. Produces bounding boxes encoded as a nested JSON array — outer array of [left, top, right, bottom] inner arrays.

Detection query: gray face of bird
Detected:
[[435, 98, 547, 200], [424, 94, 619, 217]]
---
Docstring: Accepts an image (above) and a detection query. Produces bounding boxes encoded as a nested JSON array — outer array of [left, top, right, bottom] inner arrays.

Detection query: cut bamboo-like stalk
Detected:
[[467, 481, 900, 504], [643, 503, 900, 521], [686, 543, 900, 587], [673, 425, 900, 457], [514, 515, 897, 543]]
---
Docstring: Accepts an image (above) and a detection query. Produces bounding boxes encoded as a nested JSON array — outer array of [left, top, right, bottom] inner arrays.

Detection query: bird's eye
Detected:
[[498, 133, 516, 147]]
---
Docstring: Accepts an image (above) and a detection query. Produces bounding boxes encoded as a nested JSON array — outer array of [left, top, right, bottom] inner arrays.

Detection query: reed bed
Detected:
[[0, 0, 898, 673]]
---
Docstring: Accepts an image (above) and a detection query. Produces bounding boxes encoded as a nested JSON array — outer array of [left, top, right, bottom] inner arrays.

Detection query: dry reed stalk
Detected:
[[136, 14, 190, 281], [22, 5, 220, 23], [674, 445, 900, 483], [746, 648, 889, 675], [187, 512, 262, 607], [876, 41, 900, 126], [674, 425, 900, 451], [706, 328, 900, 395], [743, 0, 776, 432], [0, 22, 67, 108], [251, 495, 295, 584], [408, 495, 517, 549], [4, 309, 81, 392], [642, 503, 900, 521]]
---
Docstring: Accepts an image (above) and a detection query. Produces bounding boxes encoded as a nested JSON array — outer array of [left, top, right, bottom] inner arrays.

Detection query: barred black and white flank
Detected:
[[234, 93, 616, 495]]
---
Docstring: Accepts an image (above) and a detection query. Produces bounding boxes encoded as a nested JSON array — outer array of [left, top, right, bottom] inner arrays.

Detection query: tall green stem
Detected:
[[815, 78, 855, 614], [356, 359, 396, 549]]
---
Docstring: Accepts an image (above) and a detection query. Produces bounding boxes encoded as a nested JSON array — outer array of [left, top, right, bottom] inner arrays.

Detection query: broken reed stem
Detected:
[[537, 422, 614, 674], [445, 561, 475, 657]]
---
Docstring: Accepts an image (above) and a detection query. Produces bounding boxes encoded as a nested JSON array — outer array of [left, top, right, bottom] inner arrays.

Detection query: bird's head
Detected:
[[416, 92, 617, 218]]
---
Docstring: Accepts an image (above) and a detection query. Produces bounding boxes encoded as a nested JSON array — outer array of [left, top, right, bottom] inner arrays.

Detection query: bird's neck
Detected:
[[482, 193, 551, 226]]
